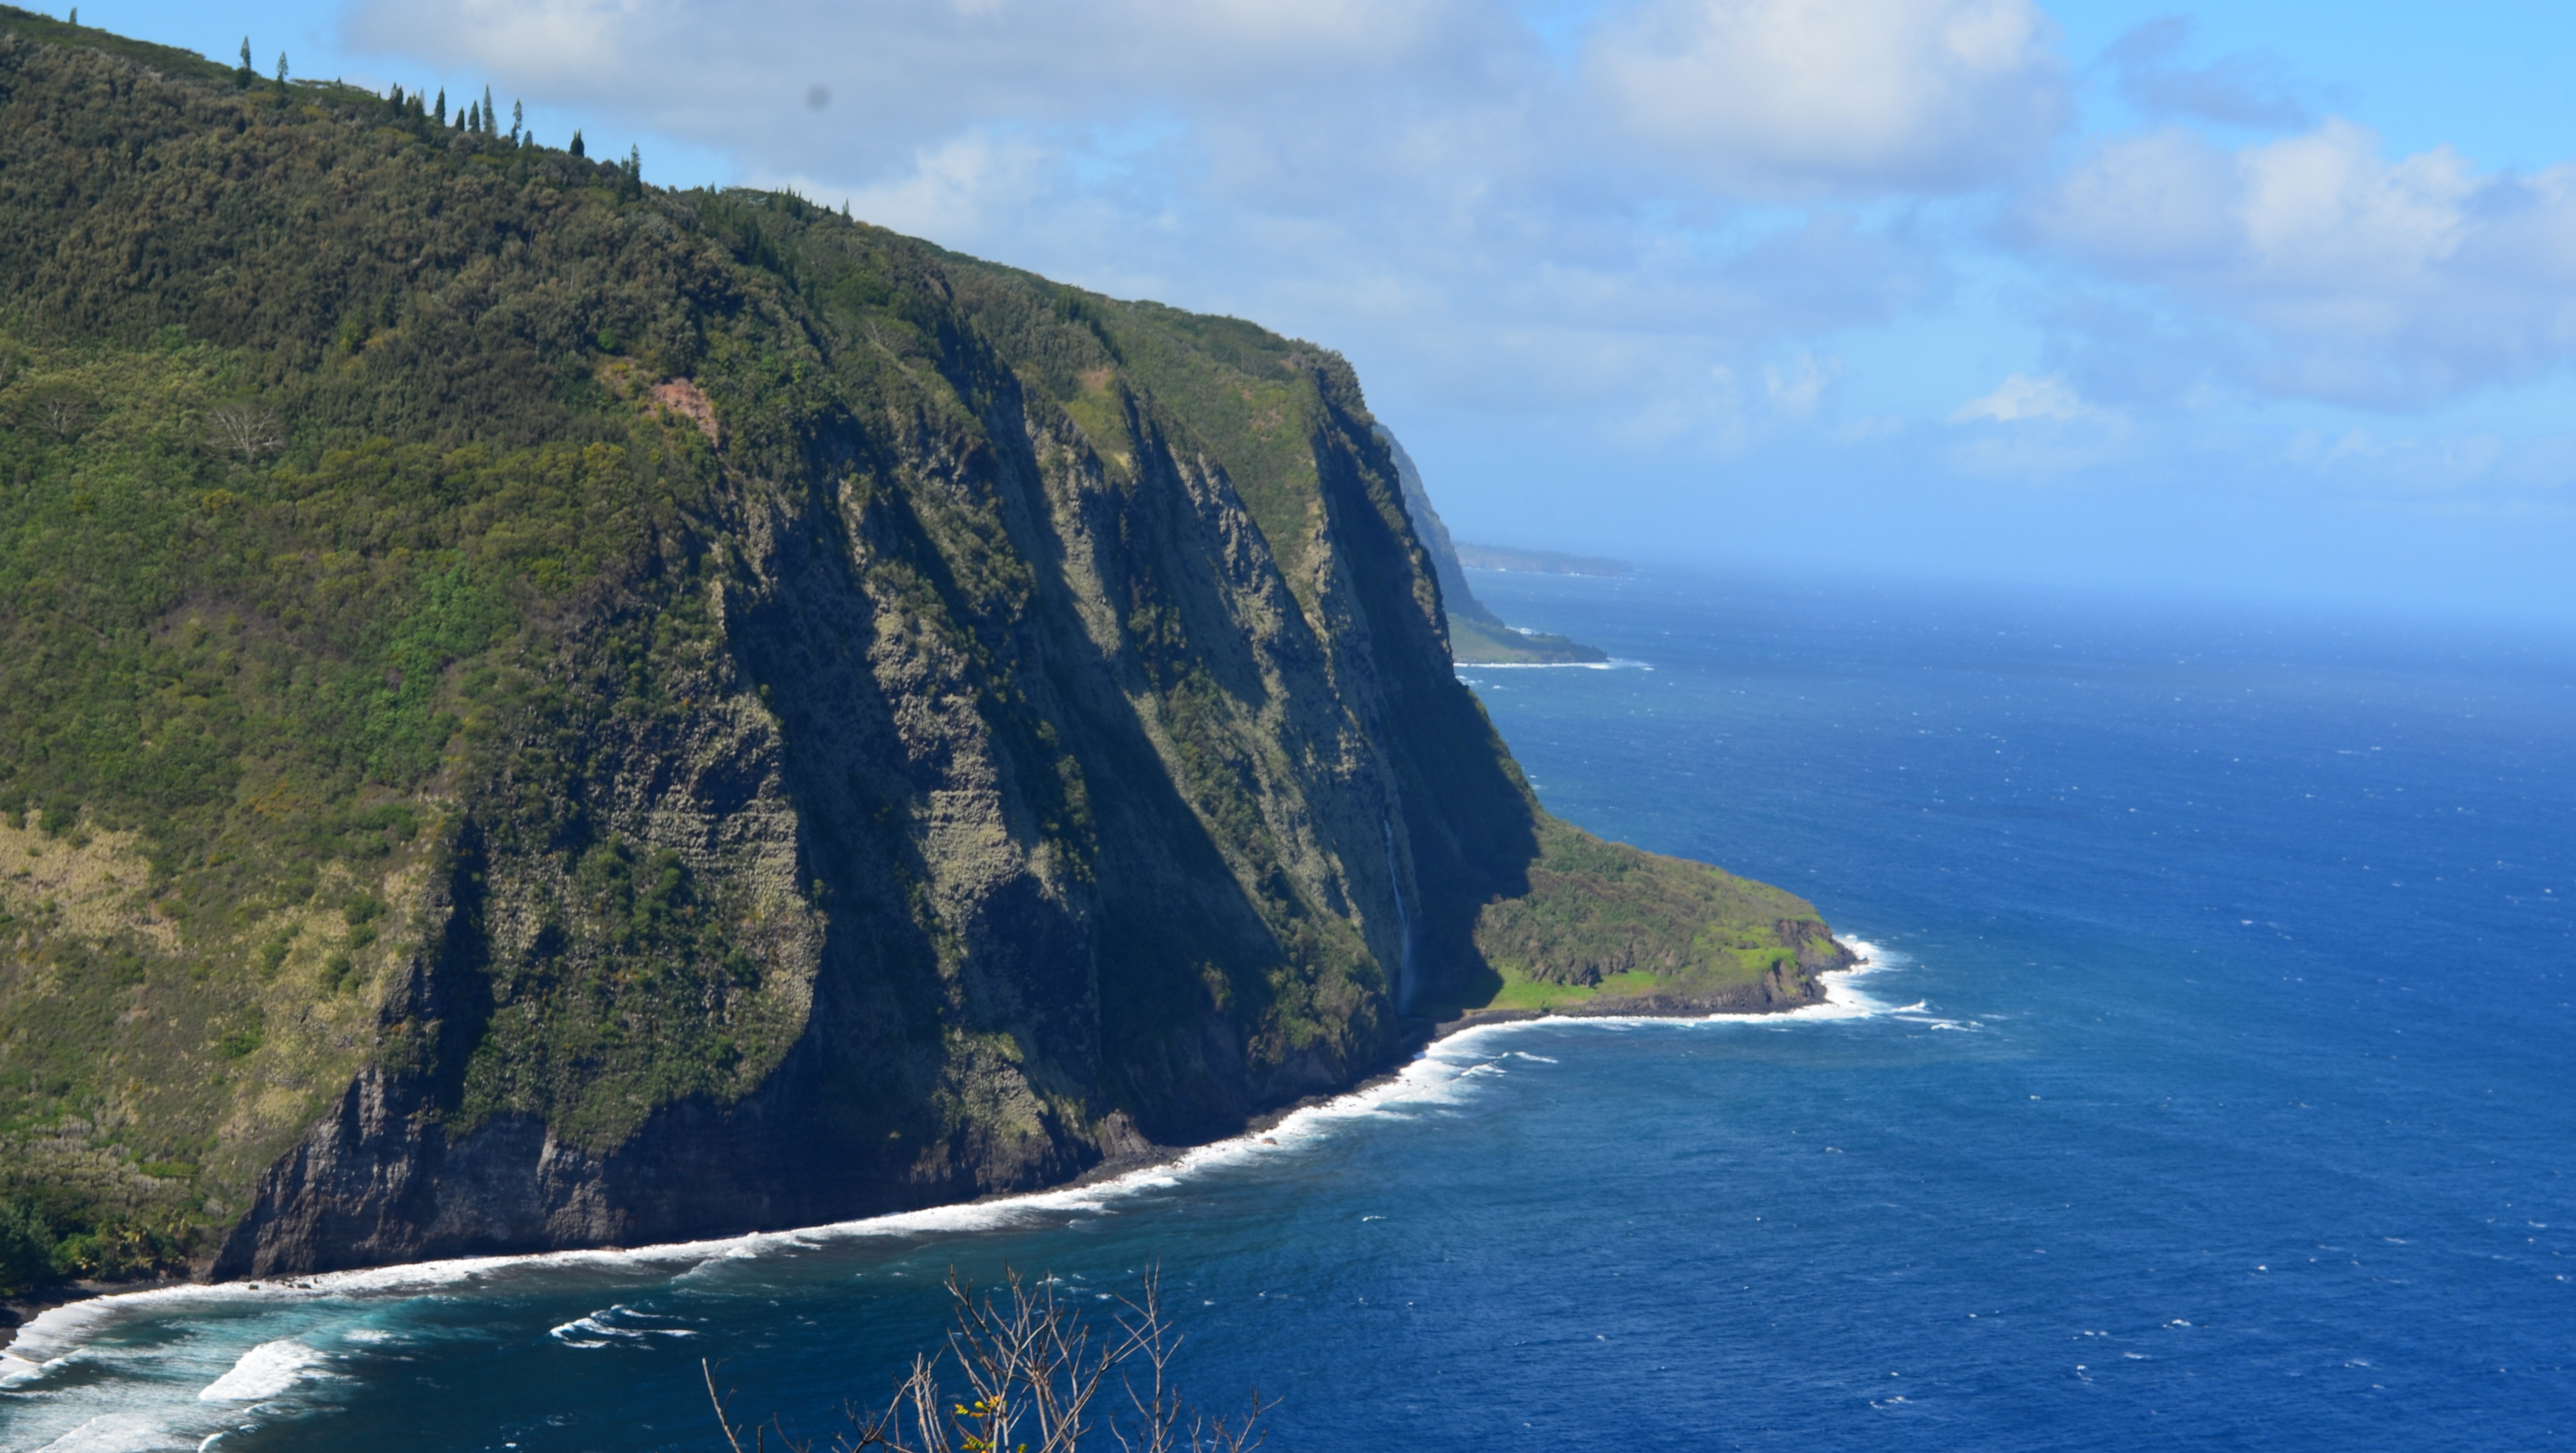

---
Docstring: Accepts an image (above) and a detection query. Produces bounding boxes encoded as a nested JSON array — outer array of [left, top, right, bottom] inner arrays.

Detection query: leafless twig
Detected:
[[726, 1267, 1271, 1453], [1108, 1272, 1272, 1453]]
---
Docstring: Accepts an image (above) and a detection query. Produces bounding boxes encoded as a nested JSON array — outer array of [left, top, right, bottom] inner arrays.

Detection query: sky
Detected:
[[53, 0, 2576, 625]]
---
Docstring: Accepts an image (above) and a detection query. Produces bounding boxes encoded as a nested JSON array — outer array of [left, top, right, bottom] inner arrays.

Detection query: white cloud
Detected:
[[1585, 0, 2069, 193], [349, 0, 1518, 178], [834, 131, 1058, 245], [342, 0, 1983, 449], [2025, 119, 2576, 407], [1764, 352, 1840, 419], [330, 0, 2576, 597], [1950, 372, 2101, 423]]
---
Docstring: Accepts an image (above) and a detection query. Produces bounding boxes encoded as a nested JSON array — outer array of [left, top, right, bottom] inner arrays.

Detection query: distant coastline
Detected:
[[1370, 431, 1616, 664], [1455, 543, 1632, 578]]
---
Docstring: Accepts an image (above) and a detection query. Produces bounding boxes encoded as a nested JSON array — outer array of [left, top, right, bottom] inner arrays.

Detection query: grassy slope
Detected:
[[1448, 617, 1610, 665], [1444, 816, 1835, 1016]]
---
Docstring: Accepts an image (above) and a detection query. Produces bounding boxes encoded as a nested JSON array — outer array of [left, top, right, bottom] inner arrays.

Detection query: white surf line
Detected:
[[1423, 941, 1904, 1047], [5, 943, 1910, 1378], [1453, 659, 1654, 672], [1, 1056, 1500, 1373]]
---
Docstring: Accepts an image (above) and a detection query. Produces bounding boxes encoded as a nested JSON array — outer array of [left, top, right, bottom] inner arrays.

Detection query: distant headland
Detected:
[[1453, 542, 1632, 578], [1376, 432, 1617, 664]]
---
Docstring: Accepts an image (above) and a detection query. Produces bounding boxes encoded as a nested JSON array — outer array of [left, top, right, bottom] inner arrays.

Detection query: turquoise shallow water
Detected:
[[4, 568, 2570, 1451]]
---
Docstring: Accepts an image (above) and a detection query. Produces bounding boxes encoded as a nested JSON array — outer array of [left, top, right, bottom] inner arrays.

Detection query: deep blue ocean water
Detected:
[[4, 567, 2571, 1452]]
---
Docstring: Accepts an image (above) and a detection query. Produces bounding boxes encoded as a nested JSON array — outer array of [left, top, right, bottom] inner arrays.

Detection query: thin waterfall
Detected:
[[1382, 819, 1417, 1013]]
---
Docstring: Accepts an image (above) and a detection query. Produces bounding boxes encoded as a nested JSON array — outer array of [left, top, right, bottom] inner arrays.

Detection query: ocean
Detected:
[[3, 565, 2569, 1451]]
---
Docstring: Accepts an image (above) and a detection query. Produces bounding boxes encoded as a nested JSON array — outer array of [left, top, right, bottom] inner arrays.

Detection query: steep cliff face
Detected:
[[0, 16, 1853, 1284]]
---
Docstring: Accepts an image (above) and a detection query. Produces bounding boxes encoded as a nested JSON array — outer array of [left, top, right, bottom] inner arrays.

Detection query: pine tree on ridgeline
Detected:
[[434, 87, 445, 126], [235, 37, 252, 90], [569, 128, 585, 158]]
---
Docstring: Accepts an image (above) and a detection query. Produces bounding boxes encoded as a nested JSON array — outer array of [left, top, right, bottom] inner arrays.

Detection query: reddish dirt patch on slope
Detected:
[[651, 379, 719, 445]]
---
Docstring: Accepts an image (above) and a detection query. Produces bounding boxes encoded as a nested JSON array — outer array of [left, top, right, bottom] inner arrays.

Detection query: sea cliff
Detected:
[[0, 9, 1854, 1294]]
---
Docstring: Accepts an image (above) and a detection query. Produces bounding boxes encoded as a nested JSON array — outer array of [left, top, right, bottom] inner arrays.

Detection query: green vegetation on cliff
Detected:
[[1459, 818, 1849, 1014], [1445, 617, 1610, 666], [0, 8, 1852, 1292]]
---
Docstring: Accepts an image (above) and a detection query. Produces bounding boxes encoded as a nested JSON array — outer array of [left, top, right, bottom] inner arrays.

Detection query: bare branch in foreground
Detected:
[[720, 1267, 1274, 1453], [706, 1359, 752, 1453]]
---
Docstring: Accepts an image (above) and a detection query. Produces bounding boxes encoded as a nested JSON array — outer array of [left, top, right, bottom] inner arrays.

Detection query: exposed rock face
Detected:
[[211, 301, 1558, 1277], [0, 18, 1853, 1282]]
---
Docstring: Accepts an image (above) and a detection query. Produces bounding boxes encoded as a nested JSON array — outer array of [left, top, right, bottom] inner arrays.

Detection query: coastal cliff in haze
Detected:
[[0, 9, 1853, 1292], [1377, 429, 1608, 665]]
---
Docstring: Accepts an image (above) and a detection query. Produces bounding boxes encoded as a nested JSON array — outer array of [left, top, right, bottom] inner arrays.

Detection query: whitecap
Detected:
[[548, 1315, 628, 1348], [28, 1412, 192, 1452], [548, 1305, 701, 1348], [1, 1346, 49, 1387], [197, 1338, 327, 1402]]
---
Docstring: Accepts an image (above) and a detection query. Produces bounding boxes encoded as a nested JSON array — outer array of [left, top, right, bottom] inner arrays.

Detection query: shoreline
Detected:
[[1452, 658, 1651, 671], [2, 950, 1889, 1368]]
